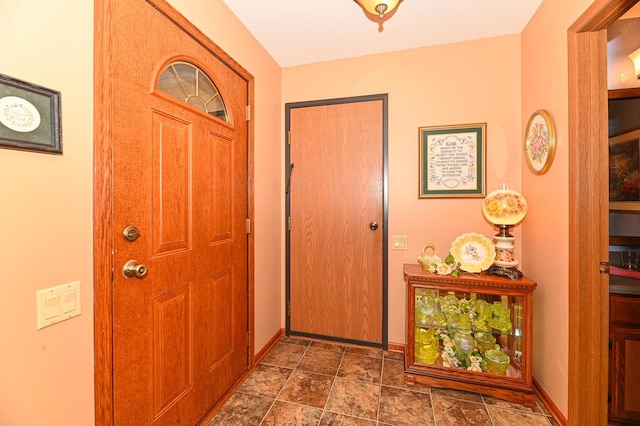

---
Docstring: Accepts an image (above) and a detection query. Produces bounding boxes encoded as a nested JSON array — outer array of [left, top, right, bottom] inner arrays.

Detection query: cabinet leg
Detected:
[[404, 373, 415, 387], [523, 393, 536, 408]]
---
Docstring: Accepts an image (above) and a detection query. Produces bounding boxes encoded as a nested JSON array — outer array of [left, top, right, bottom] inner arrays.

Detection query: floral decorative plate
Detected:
[[524, 109, 556, 175], [449, 233, 495, 273]]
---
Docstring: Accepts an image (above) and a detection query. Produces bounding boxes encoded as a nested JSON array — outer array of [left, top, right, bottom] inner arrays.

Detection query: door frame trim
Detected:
[[93, 0, 255, 423], [568, 0, 637, 423], [284, 94, 389, 349]]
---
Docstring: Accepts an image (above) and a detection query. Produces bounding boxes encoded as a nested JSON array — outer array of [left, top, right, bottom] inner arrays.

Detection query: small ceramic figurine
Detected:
[[417, 243, 441, 272]]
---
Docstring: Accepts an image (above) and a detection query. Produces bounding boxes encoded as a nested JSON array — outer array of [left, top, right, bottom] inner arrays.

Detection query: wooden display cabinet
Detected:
[[609, 293, 640, 424], [403, 264, 537, 407]]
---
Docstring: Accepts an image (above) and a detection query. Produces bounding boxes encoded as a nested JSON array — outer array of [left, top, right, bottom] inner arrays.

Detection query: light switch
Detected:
[[45, 295, 61, 319], [36, 281, 81, 330], [392, 235, 408, 250], [62, 290, 77, 314]]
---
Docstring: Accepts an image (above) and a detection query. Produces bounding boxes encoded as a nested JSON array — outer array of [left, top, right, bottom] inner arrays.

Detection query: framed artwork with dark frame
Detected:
[[610, 128, 640, 212], [419, 122, 486, 198], [0, 74, 62, 154]]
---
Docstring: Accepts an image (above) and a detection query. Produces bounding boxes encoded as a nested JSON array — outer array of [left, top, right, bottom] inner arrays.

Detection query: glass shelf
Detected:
[[413, 288, 524, 374], [414, 289, 523, 334]]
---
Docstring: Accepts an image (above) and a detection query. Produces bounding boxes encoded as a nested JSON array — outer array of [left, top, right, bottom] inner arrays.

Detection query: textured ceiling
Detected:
[[222, 0, 544, 67]]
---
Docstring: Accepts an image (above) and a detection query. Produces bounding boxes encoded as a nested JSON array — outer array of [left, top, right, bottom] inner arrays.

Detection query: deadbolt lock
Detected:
[[123, 226, 141, 241], [122, 260, 148, 279]]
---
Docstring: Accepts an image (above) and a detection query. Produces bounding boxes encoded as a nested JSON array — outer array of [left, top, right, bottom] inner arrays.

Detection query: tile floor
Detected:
[[207, 336, 558, 425]]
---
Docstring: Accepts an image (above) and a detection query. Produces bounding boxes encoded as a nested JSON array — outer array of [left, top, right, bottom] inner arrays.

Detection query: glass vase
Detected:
[[453, 329, 475, 357]]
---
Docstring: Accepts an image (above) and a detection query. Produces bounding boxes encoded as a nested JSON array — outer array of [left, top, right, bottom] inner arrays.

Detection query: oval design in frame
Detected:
[[524, 109, 556, 175]]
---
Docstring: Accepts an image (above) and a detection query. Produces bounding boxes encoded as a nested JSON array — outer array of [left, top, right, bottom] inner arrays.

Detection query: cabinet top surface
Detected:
[[403, 263, 537, 290]]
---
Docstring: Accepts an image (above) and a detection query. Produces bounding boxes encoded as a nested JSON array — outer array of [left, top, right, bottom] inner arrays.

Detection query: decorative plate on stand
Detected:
[[450, 233, 495, 273]]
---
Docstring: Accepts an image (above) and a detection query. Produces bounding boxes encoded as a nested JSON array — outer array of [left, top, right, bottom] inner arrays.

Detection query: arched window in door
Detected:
[[157, 61, 228, 121]]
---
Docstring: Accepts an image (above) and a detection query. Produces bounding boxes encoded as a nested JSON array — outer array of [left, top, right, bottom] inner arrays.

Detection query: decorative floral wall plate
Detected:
[[524, 109, 556, 175], [450, 233, 495, 272]]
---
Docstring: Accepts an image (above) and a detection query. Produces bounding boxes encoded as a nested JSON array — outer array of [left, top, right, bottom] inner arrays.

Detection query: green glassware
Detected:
[[440, 292, 460, 324], [474, 332, 496, 353], [415, 327, 439, 364], [452, 314, 475, 358], [488, 301, 512, 333], [485, 349, 510, 375], [476, 299, 492, 322], [415, 289, 440, 325], [453, 329, 475, 356]]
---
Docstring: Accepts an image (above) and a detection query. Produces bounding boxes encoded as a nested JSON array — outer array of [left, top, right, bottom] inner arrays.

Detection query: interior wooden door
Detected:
[[287, 96, 386, 346], [110, 1, 249, 424]]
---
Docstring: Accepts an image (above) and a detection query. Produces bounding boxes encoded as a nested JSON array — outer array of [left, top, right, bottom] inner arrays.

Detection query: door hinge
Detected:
[[246, 218, 251, 234], [288, 216, 291, 231], [600, 261, 610, 274], [287, 300, 291, 316], [288, 130, 291, 145], [609, 340, 613, 350], [247, 331, 251, 348], [246, 105, 251, 121]]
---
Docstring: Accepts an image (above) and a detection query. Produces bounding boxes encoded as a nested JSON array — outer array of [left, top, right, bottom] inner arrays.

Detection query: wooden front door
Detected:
[[286, 95, 387, 346], [108, 1, 250, 424]]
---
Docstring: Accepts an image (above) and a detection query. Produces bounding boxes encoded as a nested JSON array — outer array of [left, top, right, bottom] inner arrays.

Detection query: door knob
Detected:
[[122, 260, 148, 279], [369, 221, 379, 230]]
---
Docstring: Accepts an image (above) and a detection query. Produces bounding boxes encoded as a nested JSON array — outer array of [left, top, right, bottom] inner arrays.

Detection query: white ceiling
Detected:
[[222, 0, 544, 67]]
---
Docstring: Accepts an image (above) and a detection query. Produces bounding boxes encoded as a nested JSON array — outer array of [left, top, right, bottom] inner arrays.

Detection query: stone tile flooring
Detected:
[[207, 337, 558, 425]]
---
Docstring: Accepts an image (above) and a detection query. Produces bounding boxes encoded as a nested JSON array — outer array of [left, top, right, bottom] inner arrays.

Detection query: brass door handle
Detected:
[[122, 260, 148, 279], [369, 221, 379, 230]]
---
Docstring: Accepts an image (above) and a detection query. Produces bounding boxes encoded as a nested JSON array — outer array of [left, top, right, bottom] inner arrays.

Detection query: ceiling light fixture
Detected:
[[354, 0, 403, 30]]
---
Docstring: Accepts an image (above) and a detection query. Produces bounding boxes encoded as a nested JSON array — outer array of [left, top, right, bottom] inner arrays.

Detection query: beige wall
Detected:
[[1, 0, 611, 423], [521, 0, 595, 417], [0, 1, 95, 424], [283, 34, 523, 357], [282, 0, 603, 419], [0, 0, 281, 424]]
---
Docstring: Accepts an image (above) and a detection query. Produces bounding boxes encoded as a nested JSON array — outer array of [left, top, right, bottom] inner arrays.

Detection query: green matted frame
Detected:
[[0, 74, 62, 154], [419, 122, 486, 198]]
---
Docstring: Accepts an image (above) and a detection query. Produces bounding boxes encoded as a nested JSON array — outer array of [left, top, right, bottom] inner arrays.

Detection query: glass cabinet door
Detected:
[[413, 287, 524, 378]]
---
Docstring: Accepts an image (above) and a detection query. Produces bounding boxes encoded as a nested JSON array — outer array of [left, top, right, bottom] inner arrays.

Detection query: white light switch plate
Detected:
[[392, 235, 408, 250], [36, 281, 81, 330]]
